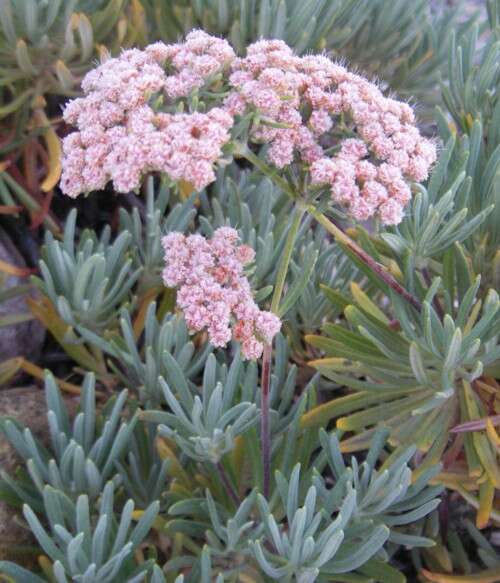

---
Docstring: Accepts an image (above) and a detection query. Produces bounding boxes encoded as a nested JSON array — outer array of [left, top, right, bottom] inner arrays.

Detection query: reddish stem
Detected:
[[261, 343, 272, 498], [308, 206, 422, 313], [345, 235, 422, 312]]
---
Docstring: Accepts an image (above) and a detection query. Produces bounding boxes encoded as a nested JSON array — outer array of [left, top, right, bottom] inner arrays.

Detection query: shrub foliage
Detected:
[[0, 1, 499, 582]]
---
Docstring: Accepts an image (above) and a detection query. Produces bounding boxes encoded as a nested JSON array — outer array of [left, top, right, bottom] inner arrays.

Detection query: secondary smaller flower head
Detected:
[[162, 228, 281, 360]]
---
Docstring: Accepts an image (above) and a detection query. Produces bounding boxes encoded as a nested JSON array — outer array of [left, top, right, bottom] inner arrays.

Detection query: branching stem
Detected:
[[240, 147, 422, 495], [307, 205, 422, 313], [238, 146, 422, 313]]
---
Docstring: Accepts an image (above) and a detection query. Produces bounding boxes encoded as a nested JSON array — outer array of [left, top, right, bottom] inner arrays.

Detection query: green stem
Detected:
[[239, 146, 421, 313], [271, 204, 306, 314], [307, 205, 422, 313], [236, 144, 295, 198], [261, 203, 305, 498]]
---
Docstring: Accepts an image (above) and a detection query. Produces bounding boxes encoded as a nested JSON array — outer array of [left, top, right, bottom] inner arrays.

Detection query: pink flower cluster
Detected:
[[310, 141, 413, 225], [162, 228, 281, 360], [227, 39, 436, 224], [60, 33, 234, 197], [60, 31, 435, 225], [159, 30, 235, 98]]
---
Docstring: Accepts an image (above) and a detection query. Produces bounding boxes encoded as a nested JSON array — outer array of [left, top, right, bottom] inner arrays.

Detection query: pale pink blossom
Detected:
[[223, 92, 247, 116], [309, 110, 333, 135], [162, 228, 281, 360], [378, 199, 405, 225], [339, 139, 368, 162], [228, 39, 436, 224], [60, 33, 436, 226], [362, 181, 388, 207], [163, 30, 235, 99], [60, 40, 234, 197]]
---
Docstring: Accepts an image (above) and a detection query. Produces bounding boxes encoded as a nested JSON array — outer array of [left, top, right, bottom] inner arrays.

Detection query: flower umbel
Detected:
[[60, 32, 435, 225], [60, 33, 234, 197], [162, 227, 281, 359], [229, 39, 436, 225]]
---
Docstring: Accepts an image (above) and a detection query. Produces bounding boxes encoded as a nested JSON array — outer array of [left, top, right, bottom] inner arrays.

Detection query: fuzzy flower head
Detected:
[[228, 40, 436, 225], [60, 32, 435, 226], [60, 33, 235, 198], [162, 228, 281, 360]]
